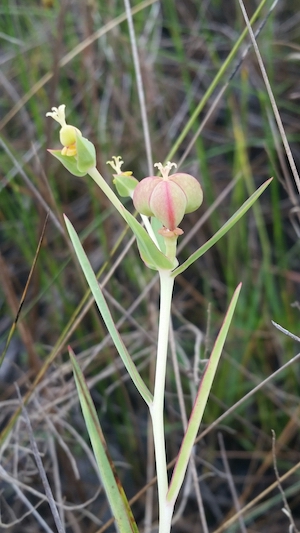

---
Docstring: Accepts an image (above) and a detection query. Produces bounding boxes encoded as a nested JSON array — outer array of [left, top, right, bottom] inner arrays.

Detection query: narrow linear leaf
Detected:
[[69, 348, 139, 533], [167, 283, 242, 504], [64, 215, 153, 405], [172, 178, 272, 277]]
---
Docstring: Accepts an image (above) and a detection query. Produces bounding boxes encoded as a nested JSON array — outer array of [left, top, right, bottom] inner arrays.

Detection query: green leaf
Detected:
[[113, 174, 138, 197], [48, 150, 87, 177], [64, 215, 153, 405], [167, 282, 242, 504], [48, 136, 96, 176], [172, 178, 272, 277], [69, 348, 139, 533], [76, 134, 96, 172], [122, 209, 175, 270]]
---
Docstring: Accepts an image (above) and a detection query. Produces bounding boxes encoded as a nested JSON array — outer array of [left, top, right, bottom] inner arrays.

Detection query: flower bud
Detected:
[[133, 162, 203, 233], [106, 157, 139, 198], [60, 125, 82, 155], [46, 105, 82, 157], [46, 105, 96, 173]]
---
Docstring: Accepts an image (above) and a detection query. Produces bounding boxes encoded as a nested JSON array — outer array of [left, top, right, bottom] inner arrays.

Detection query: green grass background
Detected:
[[1, 0, 300, 532]]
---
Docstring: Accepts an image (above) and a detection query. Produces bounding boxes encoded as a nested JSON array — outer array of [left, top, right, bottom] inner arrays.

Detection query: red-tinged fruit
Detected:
[[133, 176, 161, 216], [133, 162, 203, 233], [149, 179, 187, 230], [169, 173, 203, 213]]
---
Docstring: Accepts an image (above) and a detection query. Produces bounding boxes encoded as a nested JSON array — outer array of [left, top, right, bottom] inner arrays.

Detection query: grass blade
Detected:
[[64, 215, 153, 405], [165, 0, 269, 161], [69, 347, 139, 533]]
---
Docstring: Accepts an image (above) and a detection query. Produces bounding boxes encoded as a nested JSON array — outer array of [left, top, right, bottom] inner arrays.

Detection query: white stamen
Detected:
[[106, 156, 124, 174], [154, 161, 177, 179], [46, 105, 67, 127]]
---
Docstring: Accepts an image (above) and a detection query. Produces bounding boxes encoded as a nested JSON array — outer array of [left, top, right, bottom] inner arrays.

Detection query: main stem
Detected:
[[89, 165, 176, 529], [150, 269, 175, 533]]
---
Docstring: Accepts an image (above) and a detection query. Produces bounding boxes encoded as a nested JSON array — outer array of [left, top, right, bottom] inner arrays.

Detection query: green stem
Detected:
[[164, 235, 178, 263], [88, 167, 160, 247], [149, 269, 175, 533], [88, 167, 127, 218]]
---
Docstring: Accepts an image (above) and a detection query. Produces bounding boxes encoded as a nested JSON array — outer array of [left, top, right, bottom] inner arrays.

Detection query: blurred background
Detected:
[[1, 1, 300, 532]]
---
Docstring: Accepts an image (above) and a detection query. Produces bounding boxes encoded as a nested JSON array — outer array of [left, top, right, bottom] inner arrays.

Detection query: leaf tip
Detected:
[[68, 345, 75, 358]]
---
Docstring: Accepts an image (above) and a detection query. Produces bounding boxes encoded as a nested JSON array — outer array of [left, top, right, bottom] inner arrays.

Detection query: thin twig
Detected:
[[271, 321, 300, 343], [15, 385, 65, 533], [123, 0, 153, 173], [212, 459, 300, 533], [0, 137, 63, 233], [179, 0, 279, 167], [48, 434, 65, 531], [237, 0, 300, 195], [0, 213, 49, 367], [218, 433, 247, 533], [0, 0, 158, 132], [0, 467, 54, 533], [271, 430, 299, 533], [169, 321, 209, 533]]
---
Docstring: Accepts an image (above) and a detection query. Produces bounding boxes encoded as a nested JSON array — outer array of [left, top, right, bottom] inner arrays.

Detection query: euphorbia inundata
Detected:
[[133, 162, 203, 236]]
